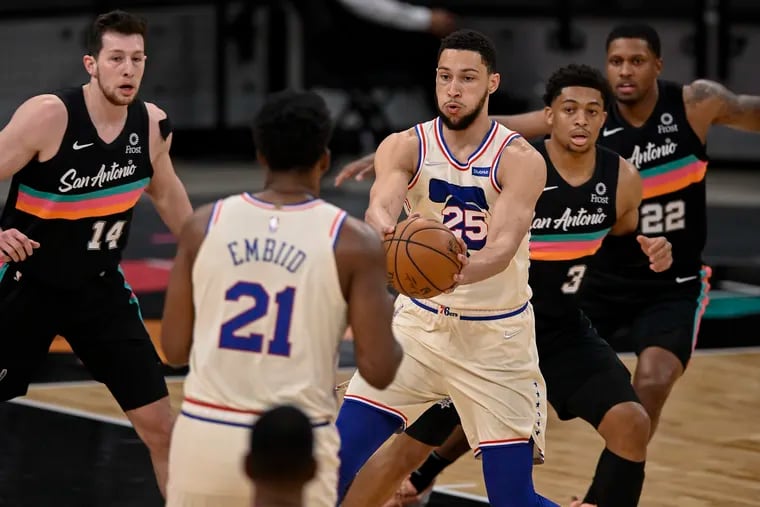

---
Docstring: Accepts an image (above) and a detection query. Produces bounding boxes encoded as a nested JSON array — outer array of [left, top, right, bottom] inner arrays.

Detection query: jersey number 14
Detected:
[[87, 220, 127, 250]]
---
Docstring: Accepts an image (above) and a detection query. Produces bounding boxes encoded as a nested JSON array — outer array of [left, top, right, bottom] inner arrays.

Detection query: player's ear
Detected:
[[256, 151, 268, 169], [544, 106, 554, 126], [488, 72, 500, 94], [83, 54, 96, 77], [306, 456, 317, 481], [243, 453, 254, 480], [318, 149, 331, 175]]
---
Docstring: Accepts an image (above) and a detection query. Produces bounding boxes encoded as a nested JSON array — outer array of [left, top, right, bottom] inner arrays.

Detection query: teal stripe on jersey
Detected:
[[531, 228, 611, 243], [19, 177, 151, 202], [639, 154, 699, 177]]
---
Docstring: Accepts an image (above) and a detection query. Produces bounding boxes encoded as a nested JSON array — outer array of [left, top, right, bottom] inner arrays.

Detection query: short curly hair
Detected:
[[542, 64, 612, 107]]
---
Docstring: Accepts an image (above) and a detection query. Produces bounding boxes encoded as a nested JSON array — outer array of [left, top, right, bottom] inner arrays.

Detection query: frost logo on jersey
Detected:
[[657, 112, 679, 134], [628, 140, 678, 169], [532, 207, 607, 231], [126, 132, 142, 154], [590, 182, 609, 204], [59, 161, 138, 192]]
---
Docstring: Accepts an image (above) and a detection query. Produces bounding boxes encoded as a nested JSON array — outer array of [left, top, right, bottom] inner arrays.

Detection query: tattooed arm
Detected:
[[684, 79, 760, 135]]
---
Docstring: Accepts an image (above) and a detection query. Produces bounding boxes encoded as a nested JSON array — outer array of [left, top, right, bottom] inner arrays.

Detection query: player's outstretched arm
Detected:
[[160, 204, 212, 367], [365, 130, 418, 236], [336, 216, 402, 390], [334, 111, 550, 186], [685, 79, 760, 132], [457, 138, 546, 285], [490, 110, 551, 140]]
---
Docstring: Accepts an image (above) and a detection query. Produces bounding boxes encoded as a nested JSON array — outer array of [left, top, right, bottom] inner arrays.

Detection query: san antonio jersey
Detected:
[[594, 80, 708, 280], [529, 141, 619, 341]]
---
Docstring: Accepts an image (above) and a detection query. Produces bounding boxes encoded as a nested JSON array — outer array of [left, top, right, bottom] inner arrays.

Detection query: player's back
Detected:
[[183, 193, 349, 424]]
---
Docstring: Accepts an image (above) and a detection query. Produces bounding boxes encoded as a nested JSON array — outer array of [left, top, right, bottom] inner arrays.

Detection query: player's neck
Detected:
[[82, 83, 128, 126], [254, 171, 320, 204], [441, 114, 493, 152], [615, 82, 659, 127], [544, 138, 596, 186]]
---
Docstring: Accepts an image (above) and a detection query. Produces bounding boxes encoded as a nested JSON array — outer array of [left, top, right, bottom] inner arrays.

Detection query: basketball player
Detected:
[[335, 29, 559, 507], [245, 405, 317, 507], [160, 89, 401, 507], [335, 23, 760, 446], [342, 64, 674, 507], [0, 10, 192, 496]]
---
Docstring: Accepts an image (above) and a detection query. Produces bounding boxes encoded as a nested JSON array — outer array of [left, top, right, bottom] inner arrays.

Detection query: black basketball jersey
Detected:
[[0, 86, 153, 287], [594, 80, 708, 280], [530, 142, 619, 340]]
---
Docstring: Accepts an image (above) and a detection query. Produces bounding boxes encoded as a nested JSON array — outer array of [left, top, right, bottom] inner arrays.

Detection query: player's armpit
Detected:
[[336, 216, 402, 389], [609, 158, 642, 236], [160, 205, 211, 367]]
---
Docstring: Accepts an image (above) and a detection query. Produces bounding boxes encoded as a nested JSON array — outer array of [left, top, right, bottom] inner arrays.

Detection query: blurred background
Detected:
[[0, 0, 758, 351], [0, 2, 758, 506]]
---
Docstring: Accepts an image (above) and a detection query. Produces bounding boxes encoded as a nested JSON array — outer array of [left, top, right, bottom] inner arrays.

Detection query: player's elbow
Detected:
[[160, 333, 191, 368], [357, 338, 403, 389]]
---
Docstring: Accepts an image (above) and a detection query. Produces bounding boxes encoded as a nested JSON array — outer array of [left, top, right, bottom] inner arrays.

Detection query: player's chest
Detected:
[[532, 183, 615, 234], [601, 111, 686, 172]]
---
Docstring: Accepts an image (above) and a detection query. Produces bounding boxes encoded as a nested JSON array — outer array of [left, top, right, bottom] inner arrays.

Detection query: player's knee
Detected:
[[635, 348, 684, 394], [599, 402, 650, 454], [127, 399, 175, 452]]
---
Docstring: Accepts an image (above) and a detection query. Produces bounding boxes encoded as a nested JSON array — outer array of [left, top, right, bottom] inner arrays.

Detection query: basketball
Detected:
[[384, 216, 465, 298]]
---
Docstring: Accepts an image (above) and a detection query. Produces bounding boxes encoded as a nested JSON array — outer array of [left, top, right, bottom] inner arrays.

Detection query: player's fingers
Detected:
[[0, 242, 22, 263], [457, 253, 469, 266], [358, 164, 375, 180]]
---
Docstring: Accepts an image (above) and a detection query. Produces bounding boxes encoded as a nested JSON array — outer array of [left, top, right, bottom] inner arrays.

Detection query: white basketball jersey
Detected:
[[183, 194, 348, 424], [404, 118, 531, 311]]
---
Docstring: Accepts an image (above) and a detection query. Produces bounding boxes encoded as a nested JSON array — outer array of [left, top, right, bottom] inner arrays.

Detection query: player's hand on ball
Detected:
[[447, 236, 468, 292], [637, 235, 672, 272], [0, 228, 40, 262]]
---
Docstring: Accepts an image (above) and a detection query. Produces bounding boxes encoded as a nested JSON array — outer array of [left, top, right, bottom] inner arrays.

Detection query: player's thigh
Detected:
[[447, 305, 547, 456], [0, 268, 59, 401], [630, 294, 705, 369], [64, 270, 167, 411], [344, 299, 449, 424], [167, 414, 252, 505], [540, 325, 638, 428]]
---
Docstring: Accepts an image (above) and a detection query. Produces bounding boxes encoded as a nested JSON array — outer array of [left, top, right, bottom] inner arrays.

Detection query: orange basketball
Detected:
[[384, 216, 464, 298]]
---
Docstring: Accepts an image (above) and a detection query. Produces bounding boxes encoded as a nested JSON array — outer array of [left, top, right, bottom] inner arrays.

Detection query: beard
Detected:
[[436, 90, 488, 131], [95, 76, 136, 106]]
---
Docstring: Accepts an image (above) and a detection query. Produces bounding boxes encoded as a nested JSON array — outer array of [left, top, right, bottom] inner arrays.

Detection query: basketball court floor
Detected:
[[1, 160, 759, 506]]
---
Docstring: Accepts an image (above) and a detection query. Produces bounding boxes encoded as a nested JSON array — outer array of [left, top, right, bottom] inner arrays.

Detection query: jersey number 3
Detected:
[[219, 281, 295, 357]]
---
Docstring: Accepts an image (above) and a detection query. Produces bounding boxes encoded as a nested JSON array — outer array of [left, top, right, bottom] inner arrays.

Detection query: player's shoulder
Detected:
[[144, 101, 168, 123], [502, 134, 545, 164], [615, 155, 641, 196], [17, 94, 67, 123]]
